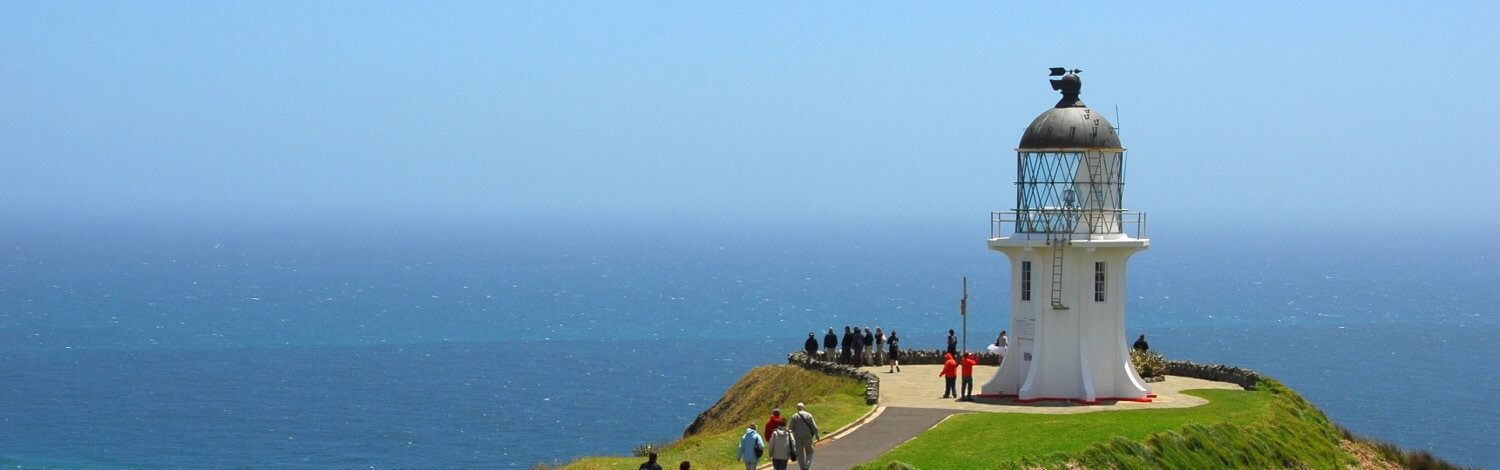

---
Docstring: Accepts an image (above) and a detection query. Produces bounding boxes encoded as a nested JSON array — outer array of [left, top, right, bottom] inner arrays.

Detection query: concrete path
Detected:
[[805, 406, 957, 470], [775, 364, 1242, 469]]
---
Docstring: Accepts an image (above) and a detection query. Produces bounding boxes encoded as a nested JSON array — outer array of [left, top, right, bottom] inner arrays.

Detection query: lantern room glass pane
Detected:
[[1014, 150, 1125, 234]]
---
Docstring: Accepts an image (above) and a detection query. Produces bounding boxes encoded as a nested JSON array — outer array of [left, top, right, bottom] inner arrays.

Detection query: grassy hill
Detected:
[[549, 364, 1470, 470], [550, 365, 870, 470]]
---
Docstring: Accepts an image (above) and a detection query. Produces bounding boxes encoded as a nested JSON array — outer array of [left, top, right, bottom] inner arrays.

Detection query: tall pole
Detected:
[[961, 276, 968, 355]]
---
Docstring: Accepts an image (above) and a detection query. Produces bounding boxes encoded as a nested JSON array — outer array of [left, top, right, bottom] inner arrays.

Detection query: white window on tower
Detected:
[[1094, 262, 1106, 302], [1021, 261, 1032, 301]]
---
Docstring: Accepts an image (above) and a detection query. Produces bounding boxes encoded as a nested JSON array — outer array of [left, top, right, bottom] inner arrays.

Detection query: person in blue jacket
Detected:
[[736, 423, 764, 470]]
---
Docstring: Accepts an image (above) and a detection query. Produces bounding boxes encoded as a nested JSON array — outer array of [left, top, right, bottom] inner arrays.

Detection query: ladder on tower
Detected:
[[1049, 233, 1069, 310]]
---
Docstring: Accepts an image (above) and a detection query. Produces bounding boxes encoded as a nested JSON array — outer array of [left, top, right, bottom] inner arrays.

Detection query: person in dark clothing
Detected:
[[639, 451, 663, 470], [840, 326, 853, 365], [946, 329, 958, 359], [1133, 334, 1150, 352], [803, 333, 819, 359], [861, 327, 875, 367], [887, 330, 901, 373], [823, 328, 837, 362]]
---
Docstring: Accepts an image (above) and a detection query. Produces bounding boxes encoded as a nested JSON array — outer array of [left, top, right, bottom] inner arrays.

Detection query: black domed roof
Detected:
[[1018, 72, 1121, 149]]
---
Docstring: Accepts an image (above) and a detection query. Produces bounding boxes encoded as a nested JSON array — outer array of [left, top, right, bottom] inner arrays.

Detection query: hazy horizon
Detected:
[[4, 2, 1497, 236]]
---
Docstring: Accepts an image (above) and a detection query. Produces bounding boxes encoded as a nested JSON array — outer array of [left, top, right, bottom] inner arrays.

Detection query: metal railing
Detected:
[[991, 210, 1148, 240]]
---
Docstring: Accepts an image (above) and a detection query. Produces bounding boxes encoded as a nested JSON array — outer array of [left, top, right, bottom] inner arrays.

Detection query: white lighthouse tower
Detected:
[[979, 69, 1152, 404]]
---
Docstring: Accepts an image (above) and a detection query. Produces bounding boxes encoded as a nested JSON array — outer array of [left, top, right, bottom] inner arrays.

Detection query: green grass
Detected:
[[855, 379, 1355, 470], [550, 365, 871, 470]]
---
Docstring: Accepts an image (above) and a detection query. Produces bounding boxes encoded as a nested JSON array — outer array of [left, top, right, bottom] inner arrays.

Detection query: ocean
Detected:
[[1, 222, 1495, 468]]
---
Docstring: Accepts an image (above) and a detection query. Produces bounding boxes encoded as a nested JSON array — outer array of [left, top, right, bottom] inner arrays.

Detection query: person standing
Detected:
[[788, 402, 819, 470], [803, 333, 819, 359], [960, 352, 979, 400], [840, 326, 853, 365], [767, 420, 797, 470], [764, 409, 786, 439], [939, 353, 958, 398], [823, 328, 837, 362], [946, 329, 958, 359], [737, 424, 764, 470], [886, 330, 901, 373], [874, 327, 885, 367], [1133, 334, 1150, 352], [990, 330, 1008, 365], [858, 325, 870, 366], [861, 327, 874, 367], [638, 451, 663, 470]]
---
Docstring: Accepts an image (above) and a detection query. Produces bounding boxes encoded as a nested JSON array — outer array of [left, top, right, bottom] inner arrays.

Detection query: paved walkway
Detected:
[[784, 364, 1242, 469]]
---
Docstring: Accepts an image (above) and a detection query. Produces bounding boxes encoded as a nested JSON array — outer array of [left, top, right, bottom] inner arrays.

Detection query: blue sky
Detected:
[[3, 2, 1496, 235]]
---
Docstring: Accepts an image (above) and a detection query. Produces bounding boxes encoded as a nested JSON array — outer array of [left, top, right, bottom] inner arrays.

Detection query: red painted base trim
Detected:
[[978, 393, 1153, 405]]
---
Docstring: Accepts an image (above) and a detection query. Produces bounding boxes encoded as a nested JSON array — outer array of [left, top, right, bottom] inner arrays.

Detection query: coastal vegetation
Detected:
[[855, 379, 1339, 469], [546, 365, 869, 470], [550, 362, 1471, 470], [855, 378, 1470, 470]]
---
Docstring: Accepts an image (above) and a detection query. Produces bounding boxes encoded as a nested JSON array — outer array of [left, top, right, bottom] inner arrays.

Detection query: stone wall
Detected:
[[786, 352, 880, 405], [789, 352, 1264, 403], [801, 348, 998, 366], [892, 348, 1000, 365], [1164, 360, 1263, 389]]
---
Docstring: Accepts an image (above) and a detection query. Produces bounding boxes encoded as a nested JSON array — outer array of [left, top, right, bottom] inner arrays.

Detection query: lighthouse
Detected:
[[979, 68, 1152, 403]]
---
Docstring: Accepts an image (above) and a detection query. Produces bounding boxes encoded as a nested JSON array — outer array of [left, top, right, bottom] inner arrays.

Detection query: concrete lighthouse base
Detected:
[[978, 236, 1152, 404]]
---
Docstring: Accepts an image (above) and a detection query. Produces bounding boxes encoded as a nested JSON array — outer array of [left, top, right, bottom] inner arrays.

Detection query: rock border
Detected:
[[787, 352, 880, 405], [789, 351, 1264, 401], [1164, 360, 1262, 389]]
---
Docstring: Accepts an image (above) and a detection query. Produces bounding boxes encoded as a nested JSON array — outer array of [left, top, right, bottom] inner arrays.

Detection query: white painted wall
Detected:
[[980, 237, 1150, 402]]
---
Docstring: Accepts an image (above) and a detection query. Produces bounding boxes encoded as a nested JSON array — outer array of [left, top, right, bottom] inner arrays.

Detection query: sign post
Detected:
[[960, 276, 968, 355]]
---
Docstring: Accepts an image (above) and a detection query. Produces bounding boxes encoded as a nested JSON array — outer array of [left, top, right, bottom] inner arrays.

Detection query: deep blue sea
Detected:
[[1, 222, 1495, 468]]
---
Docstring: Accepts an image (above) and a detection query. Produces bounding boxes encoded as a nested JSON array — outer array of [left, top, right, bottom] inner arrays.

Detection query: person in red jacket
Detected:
[[939, 353, 959, 398], [960, 352, 979, 400], [764, 408, 786, 439]]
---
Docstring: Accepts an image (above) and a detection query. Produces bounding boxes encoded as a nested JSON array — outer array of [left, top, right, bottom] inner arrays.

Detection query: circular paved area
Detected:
[[872, 364, 1242, 413]]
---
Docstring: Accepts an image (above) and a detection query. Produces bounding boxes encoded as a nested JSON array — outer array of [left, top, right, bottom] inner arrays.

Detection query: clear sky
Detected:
[[3, 2, 1496, 236]]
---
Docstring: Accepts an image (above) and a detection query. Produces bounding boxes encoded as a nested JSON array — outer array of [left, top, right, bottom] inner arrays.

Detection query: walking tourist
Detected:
[[823, 328, 837, 362], [874, 327, 885, 366], [737, 424, 764, 470], [764, 408, 785, 438], [887, 330, 901, 373], [788, 403, 819, 470], [939, 352, 958, 398], [767, 420, 797, 470], [960, 352, 978, 400]]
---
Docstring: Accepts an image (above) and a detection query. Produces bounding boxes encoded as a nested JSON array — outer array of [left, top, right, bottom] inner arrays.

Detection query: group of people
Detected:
[[803, 326, 902, 371], [733, 403, 821, 470], [937, 350, 981, 400]]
